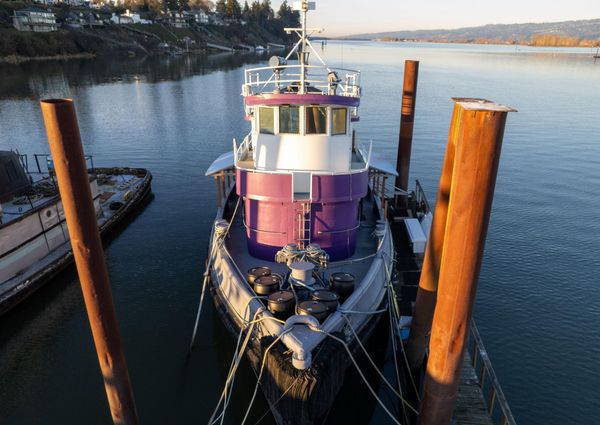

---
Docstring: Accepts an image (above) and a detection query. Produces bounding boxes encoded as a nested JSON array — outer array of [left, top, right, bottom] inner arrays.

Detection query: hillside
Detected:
[[348, 18, 600, 45], [0, 1, 294, 62]]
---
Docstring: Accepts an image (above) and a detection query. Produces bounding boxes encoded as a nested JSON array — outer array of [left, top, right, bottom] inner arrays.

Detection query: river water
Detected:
[[0, 42, 599, 424]]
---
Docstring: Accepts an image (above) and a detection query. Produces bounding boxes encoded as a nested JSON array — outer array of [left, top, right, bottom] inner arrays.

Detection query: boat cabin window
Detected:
[[279, 106, 300, 134], [331, 108, 347, 135], [259, 107, 275, 134], [305, 106, 327, 134]]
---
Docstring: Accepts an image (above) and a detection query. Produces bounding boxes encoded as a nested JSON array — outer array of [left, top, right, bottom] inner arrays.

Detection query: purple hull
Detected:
[[237, 169, 368, 261]]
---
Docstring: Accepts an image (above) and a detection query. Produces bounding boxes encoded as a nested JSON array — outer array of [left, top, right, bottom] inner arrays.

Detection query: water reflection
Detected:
[[0, 51, 270, 100]]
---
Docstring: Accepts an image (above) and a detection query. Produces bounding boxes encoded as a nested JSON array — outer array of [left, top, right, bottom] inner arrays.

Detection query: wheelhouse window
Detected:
[[279, 106, 300, 134], [259, 107, 275, 134], [332, 108, 347, 135], [305, 106, 327, 134]]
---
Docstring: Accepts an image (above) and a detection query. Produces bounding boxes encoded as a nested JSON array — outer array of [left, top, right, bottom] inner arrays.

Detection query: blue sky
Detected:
[[271, 0, 600, 36]]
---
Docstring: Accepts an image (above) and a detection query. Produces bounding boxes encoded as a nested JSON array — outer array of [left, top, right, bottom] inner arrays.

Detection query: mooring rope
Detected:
[[337, 307, 388, 315], [208, 307, 259, 425], [189, 196, 241, 351], [208, 300, 286, 425], [387, 284, 412, 425], [340, 315, 419, 415], [240, 329, 292, 425], [380, 253, 416, 423], [210, 315, 284, 425], [382, 255, 421, 401], [251, 373, 303, 425], [327, 233, 386, 269], [315, 329, 403, 425], [250, 326, 332, 425]]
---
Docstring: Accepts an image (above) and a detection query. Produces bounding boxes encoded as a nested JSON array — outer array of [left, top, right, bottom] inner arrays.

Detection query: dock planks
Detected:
[[454, 352, 494, 425]]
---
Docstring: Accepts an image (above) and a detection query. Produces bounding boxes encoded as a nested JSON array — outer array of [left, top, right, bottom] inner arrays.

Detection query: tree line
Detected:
[[530, 34, 600, 47], [116, 0, 300, 28]]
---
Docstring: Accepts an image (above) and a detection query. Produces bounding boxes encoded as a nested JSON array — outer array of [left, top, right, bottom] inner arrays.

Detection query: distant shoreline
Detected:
[[327, 37, 599, 50], [340, 18, 600, 49], [0, 52, 95, 64], [370, 37, 600, 48]]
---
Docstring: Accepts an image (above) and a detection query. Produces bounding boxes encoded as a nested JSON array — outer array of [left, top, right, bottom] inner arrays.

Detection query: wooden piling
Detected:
[[40, 99, 139, 425], [405, 102, 462, 375], [215, 176, 222, 208], [417, 99, 515, 425], [395, 60, 419, 201]]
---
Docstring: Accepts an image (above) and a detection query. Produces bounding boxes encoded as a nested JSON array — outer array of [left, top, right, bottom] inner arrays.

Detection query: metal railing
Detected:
[[243, 64, 361, 98], [468, 320, 517, 425], [24, 153, 94, 174], [233, 134, 252, 164], [414, 179, 431, 214]]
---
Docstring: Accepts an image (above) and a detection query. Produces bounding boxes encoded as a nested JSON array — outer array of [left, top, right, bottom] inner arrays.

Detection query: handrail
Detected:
[[468, 320, 517, 425], [317, 222, 361, 235], [243, 64, 361, 97], [235, 134, 251, 163], [415, 179, 431, 214], [18, 154, 28, 172], [29, 153, 94, 174], [356, 140, 373, 168], [245, 64, 361, 75], [242, 216, 287, 235]]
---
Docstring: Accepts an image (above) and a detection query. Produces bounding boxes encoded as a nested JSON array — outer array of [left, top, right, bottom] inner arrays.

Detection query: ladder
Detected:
[[293, 201, 312, 249]]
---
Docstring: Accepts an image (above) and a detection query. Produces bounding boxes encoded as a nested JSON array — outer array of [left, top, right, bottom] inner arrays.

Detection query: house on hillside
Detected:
[[65, 10, 104, 28], [110, 12, 133, 24], [33, 0, 88, 4], [208, 12, 225, 26], [13, 7, 58, 32], [110, 10, 151, 24], [102, 0, 124, 7], [34, 0, 60, 5], [184, 9, 209, 25], [164, 11, 188, 28], [124, 9, 151, 24]]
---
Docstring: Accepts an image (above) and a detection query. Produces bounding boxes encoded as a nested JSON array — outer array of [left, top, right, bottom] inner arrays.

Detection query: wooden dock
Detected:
[[454, 352, 494, 425], [388, 190, 514, 425]]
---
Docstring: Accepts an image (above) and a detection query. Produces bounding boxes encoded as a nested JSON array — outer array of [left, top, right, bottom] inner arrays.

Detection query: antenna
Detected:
[[291, 1, 316, 94]]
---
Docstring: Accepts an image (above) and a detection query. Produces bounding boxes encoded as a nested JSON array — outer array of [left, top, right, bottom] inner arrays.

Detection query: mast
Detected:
[[298, 0, 309, 94], [285, 1, 321, 95]]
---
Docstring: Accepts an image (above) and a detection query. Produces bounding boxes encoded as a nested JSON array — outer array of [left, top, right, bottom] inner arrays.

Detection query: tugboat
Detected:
[[0, 151, 152, 315], [203, 2, 429, 424]]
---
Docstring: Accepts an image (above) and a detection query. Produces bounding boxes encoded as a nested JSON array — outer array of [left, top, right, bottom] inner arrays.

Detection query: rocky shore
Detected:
[[0, 21, 288, 63]]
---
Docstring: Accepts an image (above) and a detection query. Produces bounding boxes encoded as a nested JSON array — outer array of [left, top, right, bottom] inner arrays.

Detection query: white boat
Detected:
[[203, 3, 429, 424], [0, 151, 152, 315]]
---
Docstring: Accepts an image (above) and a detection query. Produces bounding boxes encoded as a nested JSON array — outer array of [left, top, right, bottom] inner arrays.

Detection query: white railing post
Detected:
[[232, 138, 238, 165], [365, 140, 373, 169]]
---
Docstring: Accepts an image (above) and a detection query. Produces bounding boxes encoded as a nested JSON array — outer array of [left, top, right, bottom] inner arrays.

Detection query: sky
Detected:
[[270, 0, 600, 37]]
